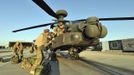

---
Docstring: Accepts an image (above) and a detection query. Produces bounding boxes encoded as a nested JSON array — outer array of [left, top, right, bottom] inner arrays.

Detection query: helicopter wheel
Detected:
[[68, 47, 79, 60]]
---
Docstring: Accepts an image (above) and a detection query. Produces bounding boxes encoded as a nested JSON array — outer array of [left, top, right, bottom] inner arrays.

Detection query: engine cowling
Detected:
[[83, 16, 107, 39], [99, 25, 107, 38], [66, 16, 108, 39], [84, 23, 107, 39]]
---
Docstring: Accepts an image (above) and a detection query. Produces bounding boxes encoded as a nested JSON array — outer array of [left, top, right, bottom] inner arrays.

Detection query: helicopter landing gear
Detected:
[[68, 47, 79, 60]]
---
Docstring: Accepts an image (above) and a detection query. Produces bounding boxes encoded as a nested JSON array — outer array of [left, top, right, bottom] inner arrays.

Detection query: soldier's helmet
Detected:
[[16, 41, 20, 45], [44, 29, 49, 33]]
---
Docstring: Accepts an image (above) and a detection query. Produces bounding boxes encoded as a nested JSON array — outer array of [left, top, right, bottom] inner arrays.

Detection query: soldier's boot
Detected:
[[30, 60, 51, 75], [19, 55, 23, 62], [11, 55, 20, 64], [34, 61, 51, 75], [21, 58, 32, 70], [30, 66, 36, 75]]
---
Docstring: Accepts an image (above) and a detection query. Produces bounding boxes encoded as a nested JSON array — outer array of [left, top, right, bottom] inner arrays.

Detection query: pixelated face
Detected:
[[58, 22, 64, 28], [43, 29, 50, 36], [45, 31, 49, 36]]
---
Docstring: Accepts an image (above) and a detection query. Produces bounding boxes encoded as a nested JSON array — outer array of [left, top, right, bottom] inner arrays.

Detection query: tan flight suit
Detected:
[[29, 44, 36, 53], [49, 32, 55, 45], [21, 43, 36, 71], [13, 42, 23, 61], [54, 26, 65, 36], [53, 21, 65, 36], [30, 32, 51, 74]]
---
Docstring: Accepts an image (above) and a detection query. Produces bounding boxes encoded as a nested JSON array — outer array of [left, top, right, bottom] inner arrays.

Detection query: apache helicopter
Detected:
[[13, 0, 134, 59]]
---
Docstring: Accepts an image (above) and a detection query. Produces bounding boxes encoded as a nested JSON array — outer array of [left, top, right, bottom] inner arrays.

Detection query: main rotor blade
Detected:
[[32, 0, 58, 19], [12, 23, 55, 33], [72, 17, 134, 22], [99, 17, 134, 21]]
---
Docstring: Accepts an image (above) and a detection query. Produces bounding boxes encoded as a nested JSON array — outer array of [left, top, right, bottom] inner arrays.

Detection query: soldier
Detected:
[[53, 21, 65, 36], [49, 21, 66, 61], [21, 43, 36, 71], [50, 32, 56, 39], [12, 41, 23, 63], [29, 43, 36, 54], [30, 29, 51, 75]]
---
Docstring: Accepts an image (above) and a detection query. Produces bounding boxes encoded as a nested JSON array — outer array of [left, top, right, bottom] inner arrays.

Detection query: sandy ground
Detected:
[[79, 50, 134, 72], [0, 49, 12, 57], [0, 62, 30, 75], [50, 57, 109, 75], [0, 57, 110, 75], [1, 49, 134, 75]]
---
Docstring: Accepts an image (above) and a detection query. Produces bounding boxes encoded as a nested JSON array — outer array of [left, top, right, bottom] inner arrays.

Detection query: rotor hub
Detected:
[[56, 10, 68, 21]]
